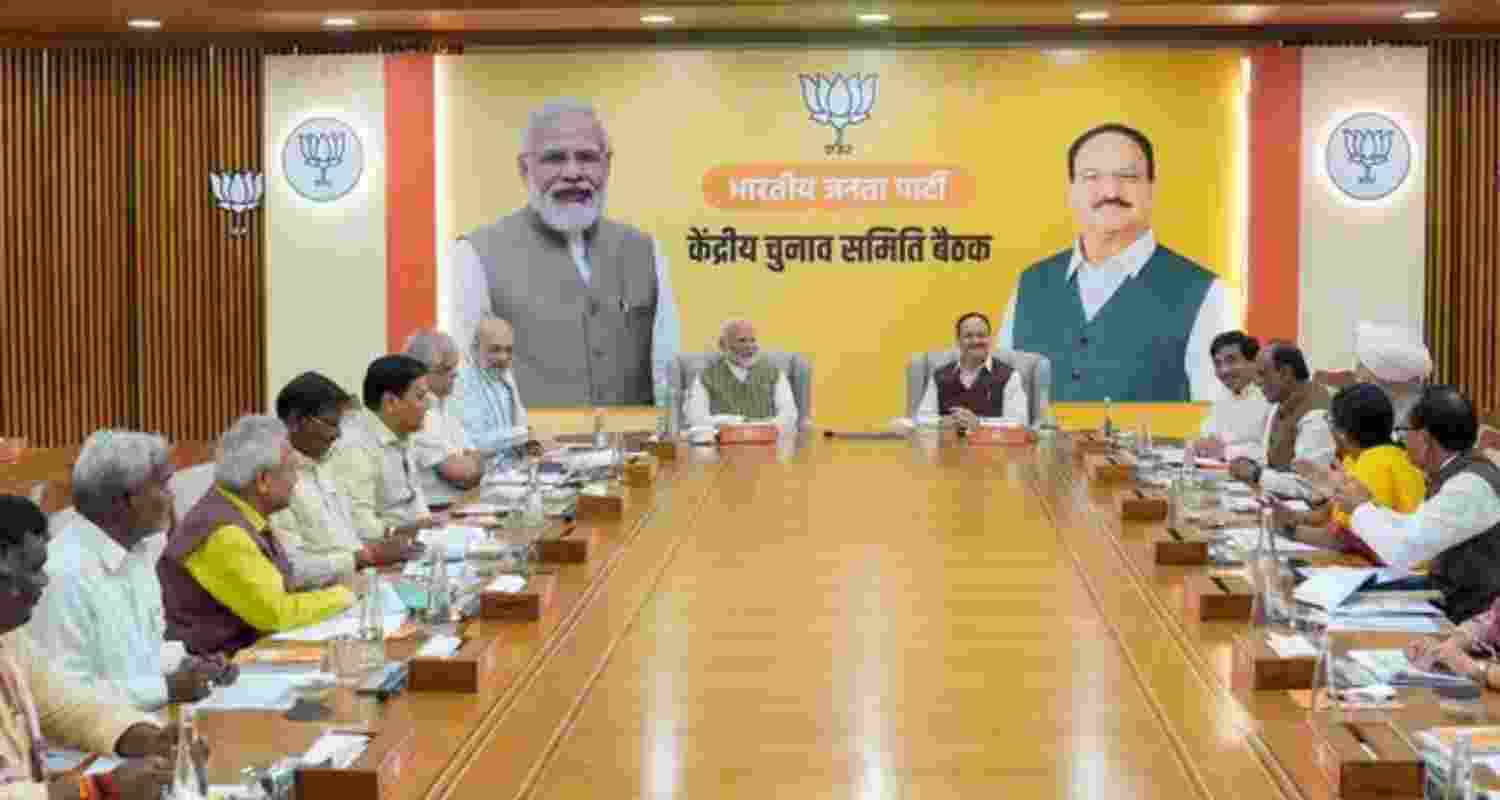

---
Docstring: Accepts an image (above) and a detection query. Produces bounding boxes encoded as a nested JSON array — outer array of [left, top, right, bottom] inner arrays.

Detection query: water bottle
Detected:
[[1250, 507, 1288, 628], [1101, 396, 1115, 443], [171, 704, 207, 800], [425, 549, 450, 624], [592, 408, 607, 450], [1167, 461, 1186, 532], [1449, 732, 1475, 800], [357, 567, 386, 671], [522, 461, 545, 527]]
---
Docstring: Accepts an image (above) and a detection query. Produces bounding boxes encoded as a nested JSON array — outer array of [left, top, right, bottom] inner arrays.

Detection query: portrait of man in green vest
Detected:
[[997, 123, 1228, 403], [447, 99, 681, 408]]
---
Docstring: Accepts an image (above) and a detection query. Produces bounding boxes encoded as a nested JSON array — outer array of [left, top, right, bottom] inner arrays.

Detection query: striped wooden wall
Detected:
[[1427, 40, 1500, 416], [0, 47, 264, 447]]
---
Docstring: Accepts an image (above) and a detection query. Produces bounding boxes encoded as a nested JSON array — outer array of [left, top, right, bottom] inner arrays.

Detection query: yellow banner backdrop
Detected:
[[438, 48, 1245, 429]]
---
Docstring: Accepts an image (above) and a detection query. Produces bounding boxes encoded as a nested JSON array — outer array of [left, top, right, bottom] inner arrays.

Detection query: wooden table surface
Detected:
[[31, 410, 1496, 799]]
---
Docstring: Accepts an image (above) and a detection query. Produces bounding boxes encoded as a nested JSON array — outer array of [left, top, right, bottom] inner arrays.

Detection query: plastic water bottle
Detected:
[[1449, 732, 1475, 800], [425, 549, 450, 624], [1250, 507, 1288, 628], [1101, 396, 1115, 443], [357, 567, 386, 671], [592, 408, 607, 450], [171, 704, 207, 800]]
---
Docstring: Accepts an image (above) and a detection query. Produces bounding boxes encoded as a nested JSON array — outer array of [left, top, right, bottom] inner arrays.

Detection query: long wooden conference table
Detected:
[[6, 409, 1494, 799]]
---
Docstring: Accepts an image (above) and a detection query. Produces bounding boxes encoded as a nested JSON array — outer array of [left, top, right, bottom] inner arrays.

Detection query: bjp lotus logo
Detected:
[[798, 72, 878, 156]]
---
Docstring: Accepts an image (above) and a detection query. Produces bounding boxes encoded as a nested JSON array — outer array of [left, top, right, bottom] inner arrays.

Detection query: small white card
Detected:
[[303, 732, 370, 769], [1266, 632, 1320, 658], [415, 634, 462, 658], [487, 575, 527, 594]]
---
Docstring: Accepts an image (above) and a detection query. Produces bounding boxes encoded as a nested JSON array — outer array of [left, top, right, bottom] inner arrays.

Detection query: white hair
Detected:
[[471, 312, 513, 350], [718, 317, 754, 343], [72, 430, 170, 518], [403, 329, 458, 369], [521, 99, 610, 155], [214, 415, 289, 492]]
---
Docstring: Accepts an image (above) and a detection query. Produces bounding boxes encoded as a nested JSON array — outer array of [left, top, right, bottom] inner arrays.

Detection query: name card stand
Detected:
[[1307, 719, 1425, 800], [648, 440, 679, 462], [479, 571, 558, 622], [1154, 528, 1212, 565], [1086, 453, 1136, 484], [961, 426, 1034, 446], [1119, 490, 1169, 522], [624, 456, 658, 488], [1184, 573, 1254, 621], [295, 727, 415, 800], [1230, 630, 1317, 691], [537, 527, 596, 564], [718, 424, 779, 445], [576, 491, 624, 521], [407, 635, 498, 694]]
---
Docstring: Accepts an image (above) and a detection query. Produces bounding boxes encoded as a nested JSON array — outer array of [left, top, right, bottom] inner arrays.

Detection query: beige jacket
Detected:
[[0, 629, 149, 798]]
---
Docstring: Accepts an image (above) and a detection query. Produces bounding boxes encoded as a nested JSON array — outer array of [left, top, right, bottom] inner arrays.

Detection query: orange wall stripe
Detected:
[[385, 53, 437, 353], [1246, 46, 1302, 344]]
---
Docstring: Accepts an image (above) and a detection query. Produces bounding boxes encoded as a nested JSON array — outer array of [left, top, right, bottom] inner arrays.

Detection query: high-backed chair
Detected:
[[669, 352, 813, 430], [905, 348, 1052, 423], [168, 462, 216, 522]]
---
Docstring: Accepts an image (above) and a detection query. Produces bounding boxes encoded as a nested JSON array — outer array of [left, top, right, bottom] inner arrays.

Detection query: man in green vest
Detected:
[[683, 318, 799, 433], [998, 123, 1227, 403]]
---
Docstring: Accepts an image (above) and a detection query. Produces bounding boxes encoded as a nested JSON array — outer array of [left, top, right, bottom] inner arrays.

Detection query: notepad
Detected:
[[488, 575, 527, 593]]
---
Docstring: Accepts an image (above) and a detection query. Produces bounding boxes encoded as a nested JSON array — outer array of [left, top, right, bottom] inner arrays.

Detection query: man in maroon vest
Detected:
[[1336, 386, 1500, 622], [915, 312, 1029, 431], [159, 415, 355, 657]]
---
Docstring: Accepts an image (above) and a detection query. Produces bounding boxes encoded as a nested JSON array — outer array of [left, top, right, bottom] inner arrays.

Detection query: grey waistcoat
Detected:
[[463, 207, 657, 406]]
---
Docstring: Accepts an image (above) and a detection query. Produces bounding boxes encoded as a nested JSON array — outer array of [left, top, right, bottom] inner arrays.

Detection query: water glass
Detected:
[[327, 635, 372, 687]]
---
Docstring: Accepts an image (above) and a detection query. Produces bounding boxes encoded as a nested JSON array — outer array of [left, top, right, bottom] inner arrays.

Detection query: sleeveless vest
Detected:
[[158, 487, 296, 657], [463, 207, 657, 406], [1426, 453, 1500, 623], [1012, 244, 1214, 402], [934, 360, 1014, 418], [699, 359, 779, 419], [1266, 382, 1331, 469]]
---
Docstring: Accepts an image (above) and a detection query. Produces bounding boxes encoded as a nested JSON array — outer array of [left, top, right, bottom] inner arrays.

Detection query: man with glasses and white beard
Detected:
[[447, 99, 681, 407]]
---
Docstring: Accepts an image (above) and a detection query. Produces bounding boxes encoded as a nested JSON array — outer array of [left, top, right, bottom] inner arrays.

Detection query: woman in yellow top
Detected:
[[1274, 383, 1426, 562]]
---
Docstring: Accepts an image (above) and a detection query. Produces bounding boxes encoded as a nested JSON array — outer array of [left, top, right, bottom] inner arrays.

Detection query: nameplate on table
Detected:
[[623, 455, 658, 487], [537, 527, 596, 564], [295, 726, 415, 800], [963, 425, 1033, 446], [1230, 630, 1318, 691], [648, 440, 680, 462], [479, 572, 558, 622], [576, 490, 624, 520], [407, 635, 498, 694], [1119, 490, 1168, 521], [717, 423, 778, 444], [1184, 572, 1254, 621], [1307, 719, 1424, 800], [1153, 531, 1211, 565], [1086, 452, 1136, 484]]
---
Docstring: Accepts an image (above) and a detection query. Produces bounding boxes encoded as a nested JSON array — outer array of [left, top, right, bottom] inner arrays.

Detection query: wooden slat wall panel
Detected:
[[1, 46, 263, 446], [0, 50, 133, 446], [1427, 41, 1500, 417]]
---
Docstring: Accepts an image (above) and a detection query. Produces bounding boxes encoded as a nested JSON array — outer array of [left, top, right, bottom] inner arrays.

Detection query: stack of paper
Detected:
[[1295, 567, 1378, 610], [302, 732, 370, 769], [194, 672, 302, 712], [270, 610, 407, 642], [1223, 527, 1330, 554], [418, 526, 488, 562]]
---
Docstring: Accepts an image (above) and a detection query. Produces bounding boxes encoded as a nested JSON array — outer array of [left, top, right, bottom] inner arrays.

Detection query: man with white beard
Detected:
[[447, 99, 681, 407], [683, 318, 800, 433]]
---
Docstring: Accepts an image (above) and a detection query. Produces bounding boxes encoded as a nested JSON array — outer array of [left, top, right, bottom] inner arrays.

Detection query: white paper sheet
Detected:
[[1323, 614, 1445, 634], [1223, 527, 1330, 554], [418, 526, 487, 561], [415, 635, 463, 658], [303, 732, 370, 769], [487, 575, 527, 593], [194, 673, 304, 711], [270, 611, 407, 641], [1267, 632, 1320, 658], [1295, 567, 1378, 610]]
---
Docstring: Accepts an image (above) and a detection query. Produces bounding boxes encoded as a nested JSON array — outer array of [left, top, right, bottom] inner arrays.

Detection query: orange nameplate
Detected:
[[717, 424, 778, 444], [965, 426, 1033, 445], [408, 635, 498, 693]]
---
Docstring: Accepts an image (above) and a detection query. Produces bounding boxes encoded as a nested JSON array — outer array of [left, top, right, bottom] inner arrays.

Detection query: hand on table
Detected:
[[948, 408, 980, 431], [1229, 458, 1258, 484]]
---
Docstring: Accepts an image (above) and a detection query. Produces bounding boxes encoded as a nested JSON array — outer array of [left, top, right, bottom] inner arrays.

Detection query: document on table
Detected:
[[303, 732, 370, 769], [418, 525, 487, 561], [1295, 567, 1377, 610], [194, 672, 303, 712], [1223, 527, 1330, 554], [1267, 632, 1320, 658], [270, 609, 407, 641]]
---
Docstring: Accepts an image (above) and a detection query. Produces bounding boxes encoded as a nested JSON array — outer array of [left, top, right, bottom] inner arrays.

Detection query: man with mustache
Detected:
[[448, 99, 680, 407], [998, 123, 1228, 403]]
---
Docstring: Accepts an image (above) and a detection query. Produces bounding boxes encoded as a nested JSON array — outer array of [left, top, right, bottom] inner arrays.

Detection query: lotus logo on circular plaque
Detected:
[[283, 117, 364, 203], [1326, 112, 1412, 202]]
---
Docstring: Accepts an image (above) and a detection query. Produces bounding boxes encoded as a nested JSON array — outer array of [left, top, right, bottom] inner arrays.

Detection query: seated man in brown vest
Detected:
[[1335, 386, 1500, 623], [159, 415, 355, 657], [683, 318, 799, 432], [1228, 341, 1335, 499], [915, 311, 1029, 430]]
